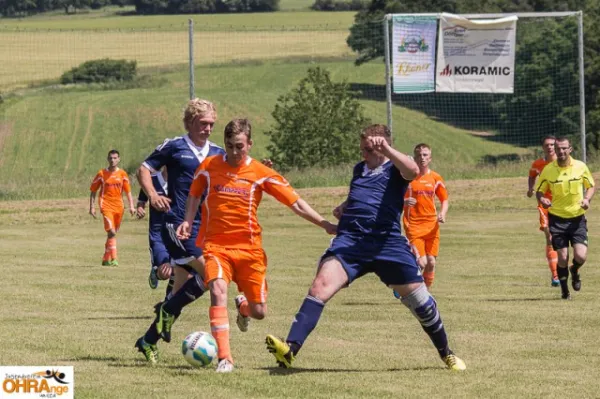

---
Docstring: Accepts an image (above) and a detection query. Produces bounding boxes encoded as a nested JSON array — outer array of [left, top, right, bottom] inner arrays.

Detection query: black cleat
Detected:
[[569, 266, 581, 291]]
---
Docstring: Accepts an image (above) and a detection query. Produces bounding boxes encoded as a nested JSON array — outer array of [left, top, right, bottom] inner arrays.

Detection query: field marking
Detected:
[[63, 106, 81, 173], [0, 121, 14, 167], [77, 106, 94, 173]]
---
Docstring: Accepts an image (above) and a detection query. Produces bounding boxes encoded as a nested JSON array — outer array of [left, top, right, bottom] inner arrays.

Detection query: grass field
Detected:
[[1, 177, 599, 398]]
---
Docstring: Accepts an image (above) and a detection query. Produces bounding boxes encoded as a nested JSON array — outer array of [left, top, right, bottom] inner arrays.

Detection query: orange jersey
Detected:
[[190, 155, 300, 249], [90, 168, 131, 212], [529, 158, 552, 200], [402, 170, 448, 236]]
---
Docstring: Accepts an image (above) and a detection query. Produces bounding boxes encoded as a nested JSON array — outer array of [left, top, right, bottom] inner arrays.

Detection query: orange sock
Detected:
[[239, 299, 250, 317], [103, 239, 111, 261], [107, 237, 117, 260], [210, 306, 232, 362], [423, 272, 435, 288], [546, 245, 558, 279]]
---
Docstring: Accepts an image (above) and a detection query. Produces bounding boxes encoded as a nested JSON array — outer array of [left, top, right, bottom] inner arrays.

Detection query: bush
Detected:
[[311, 0, 366, 11], [266, 67, 371, 171], [60, 59, 137, 84]]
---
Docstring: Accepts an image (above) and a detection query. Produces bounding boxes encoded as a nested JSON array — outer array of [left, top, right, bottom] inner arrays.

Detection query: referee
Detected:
[[536, 137, 595, 300]]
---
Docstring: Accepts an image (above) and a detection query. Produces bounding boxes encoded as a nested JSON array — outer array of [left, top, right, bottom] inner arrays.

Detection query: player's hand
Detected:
[[405, 197, 416, 207], [261, 158, 274, 168], [176, 221, 191, 240], [367, 136, 390, 155], [157, 263, 173, 280], [539, 197, 552, 209], [580, 198, 591, 210], [150, 195, 171, 212], [136, 205, 146, 219], [89, 208, 96, 219], [526, 189, 534, 198], [438, 213, 446, 223], [321, 220, 337, 235], [129, 208, 136, 217], [332, 205, 344, 220]]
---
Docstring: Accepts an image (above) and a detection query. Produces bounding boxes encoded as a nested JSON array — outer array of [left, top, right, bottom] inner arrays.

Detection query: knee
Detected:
[[107, 230, 116, 238], [209, 279, 228, 298], [308, 276, 331, 301], [426, 257, 436, 269], [249, 304, 267, 320]]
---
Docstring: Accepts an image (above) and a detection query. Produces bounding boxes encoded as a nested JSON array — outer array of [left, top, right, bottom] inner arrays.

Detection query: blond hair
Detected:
[[360, 124, 392, 144], [183, 98, 217, 131]]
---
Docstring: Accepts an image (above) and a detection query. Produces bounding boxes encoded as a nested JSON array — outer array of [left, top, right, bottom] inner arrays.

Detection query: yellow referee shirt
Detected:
[[536, 157, 594, 219]]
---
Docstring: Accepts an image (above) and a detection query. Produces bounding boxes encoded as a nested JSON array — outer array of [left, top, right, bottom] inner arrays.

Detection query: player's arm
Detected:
[[535, 172, 551, 208], [136, 189, 147, 219], [89, 173, 101, 218], [89, 191, 97, 218], [290, 198, 337, 235], [137, 165, 171, 212], [527, 175, 537, 198], [368, 136, 418, 180], [122, 175, 135, 216], [126, 190, 135, 216], [176, 169, 207, 240], [581, 165, 596, 210]]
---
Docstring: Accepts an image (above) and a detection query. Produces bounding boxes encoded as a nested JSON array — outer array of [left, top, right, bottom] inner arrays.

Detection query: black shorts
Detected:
[[549, 214, 588, 250]]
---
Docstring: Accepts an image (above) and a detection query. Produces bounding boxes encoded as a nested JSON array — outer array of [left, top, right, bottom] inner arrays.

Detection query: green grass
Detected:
[[1, 179, 600, 398], [0, 59, 530, 200]]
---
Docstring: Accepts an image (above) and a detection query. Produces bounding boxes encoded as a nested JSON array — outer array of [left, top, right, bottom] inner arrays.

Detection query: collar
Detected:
[[183, 134, 210, 163]]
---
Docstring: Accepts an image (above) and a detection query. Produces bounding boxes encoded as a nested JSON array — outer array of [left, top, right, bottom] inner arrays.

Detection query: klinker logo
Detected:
[[440, 64, 511, 76]]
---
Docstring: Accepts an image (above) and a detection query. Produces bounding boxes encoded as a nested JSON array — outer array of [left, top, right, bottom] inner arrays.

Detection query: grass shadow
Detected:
[[259, 366, 441, 375], [484, 297, 556, 302], [85, 316, 152, 320]]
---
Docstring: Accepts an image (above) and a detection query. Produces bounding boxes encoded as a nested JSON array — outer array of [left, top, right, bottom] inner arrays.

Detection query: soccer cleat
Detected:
[[569, 266, 581, 291], [561, 291, 572, 300], [393, 290, 401, 299], [215, 358, 234, 373], [135, 337, 158, 364], [442, 352, 466, 371], [102, 260, 111, 266], [234, 294, 250, 332], [551, 278, 560, 287], [108, 259, 119, 266], [265, 334, 295, 368], [148, 267, 159, 290], [154, 303, 176, 343]]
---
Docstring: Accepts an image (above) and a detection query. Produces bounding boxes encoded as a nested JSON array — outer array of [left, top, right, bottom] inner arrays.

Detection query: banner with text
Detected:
[[392, 15, 437, 93], [436, 13, 517, 93]]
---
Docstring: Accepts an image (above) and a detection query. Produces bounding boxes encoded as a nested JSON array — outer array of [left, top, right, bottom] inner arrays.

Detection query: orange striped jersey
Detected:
[[189, 155, 300, 249], [530, 158, 552, 200], [402, 170, 448, 235], [90, 168, 131, 212]]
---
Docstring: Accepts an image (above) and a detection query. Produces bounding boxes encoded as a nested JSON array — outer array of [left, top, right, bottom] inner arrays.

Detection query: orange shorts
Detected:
[[203, 246, 268, 304], [406, 225, 440, 258], [538, 206, 549, 231], [101, 210, 123, 232]]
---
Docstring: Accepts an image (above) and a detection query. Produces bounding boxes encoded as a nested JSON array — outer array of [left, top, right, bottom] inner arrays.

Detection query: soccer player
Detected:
[[265, 124, 466, 371], [402, 143, 448, 288], [134, 98, 225, 363], [536, 137, 595, 300], [135, 168, 174, 293], [528, 136, 559, 286], [89, 149, 135, 266], [176, 118, 337, 373]]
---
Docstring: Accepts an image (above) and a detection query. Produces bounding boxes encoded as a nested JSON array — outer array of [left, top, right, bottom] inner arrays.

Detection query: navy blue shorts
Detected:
[[149, 233, 170, 268], [321, 234, 422, 286], [161, 222, 202, 267]]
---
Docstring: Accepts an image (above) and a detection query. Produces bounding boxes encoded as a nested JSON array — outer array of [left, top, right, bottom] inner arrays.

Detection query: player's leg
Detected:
[[266, 255, 350, 368], [394, 239, 424, 298], [569, 216, 588, 292], [549, 215, 571, 299], [205, 250, 235, 372], [540, 207, 559, 286], [423, 231, 439, 288], [101, 212, 114, 265], [148, 235, 168, 290], [108, 211, 123, 265], [233, 248, 268, 332], [383, 243, 465, 371]]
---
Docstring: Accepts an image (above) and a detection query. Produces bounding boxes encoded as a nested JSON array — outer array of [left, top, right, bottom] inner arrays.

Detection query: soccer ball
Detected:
[[181, 331, 218, 367]]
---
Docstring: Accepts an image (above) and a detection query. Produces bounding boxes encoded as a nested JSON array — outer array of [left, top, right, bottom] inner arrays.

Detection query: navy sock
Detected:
[[572, 259, 584, 273], [143, 323, 160, 345], [286, 295, 325, 355], [163, 274, 206, 317], [164, 274, 175, 299], [558, 266, 569, 293], [401, 286, 450, 358]]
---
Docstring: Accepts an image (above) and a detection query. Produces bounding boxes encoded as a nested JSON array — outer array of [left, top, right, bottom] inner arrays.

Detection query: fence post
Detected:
[[577, 11, 586, 162], [383, 15, 393, 138], [188, 19, 195, 100]]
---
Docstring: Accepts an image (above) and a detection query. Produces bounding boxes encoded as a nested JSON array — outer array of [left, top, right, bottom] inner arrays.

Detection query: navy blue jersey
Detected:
[[142, 134, 225, 226], [138, 172, 168, 242], [338, 160, 409, 240]]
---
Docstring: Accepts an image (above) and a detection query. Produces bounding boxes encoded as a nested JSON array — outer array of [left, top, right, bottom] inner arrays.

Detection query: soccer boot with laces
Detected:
[[235, 294, 250, 332], [265, 334, 295, 368], [135, 337, 158, 364], [442, 352, 466, 371], [215, 358, 234, 373]]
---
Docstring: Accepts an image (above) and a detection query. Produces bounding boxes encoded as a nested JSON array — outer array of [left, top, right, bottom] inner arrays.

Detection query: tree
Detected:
[[266, 67, 371, 171]]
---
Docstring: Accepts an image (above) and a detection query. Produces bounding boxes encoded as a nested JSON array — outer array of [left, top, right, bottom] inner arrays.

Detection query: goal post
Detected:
[[384, 11, 586, 162]]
